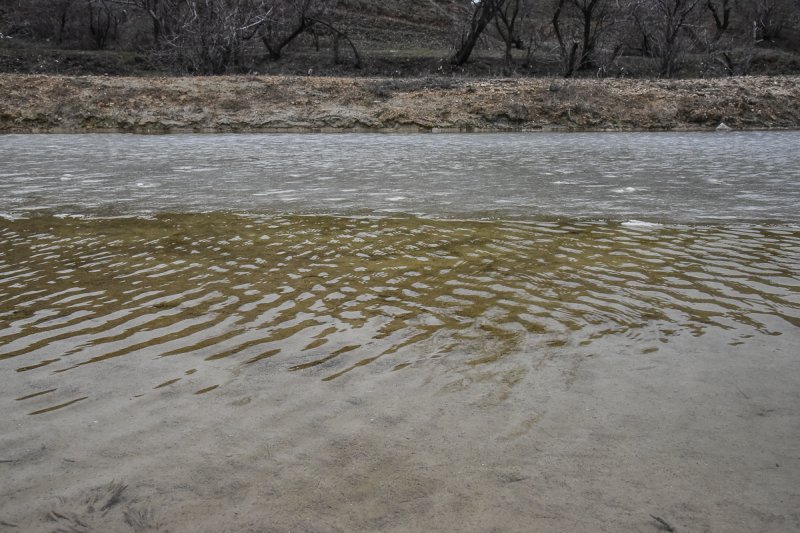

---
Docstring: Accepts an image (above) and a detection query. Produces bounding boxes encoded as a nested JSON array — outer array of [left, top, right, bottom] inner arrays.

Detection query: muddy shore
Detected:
[[1, 74, 799, 133]]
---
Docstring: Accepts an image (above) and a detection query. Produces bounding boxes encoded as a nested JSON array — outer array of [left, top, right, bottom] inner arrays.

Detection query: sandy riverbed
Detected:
[[4, 328, 798, 532], [1, 215, 798, 532]]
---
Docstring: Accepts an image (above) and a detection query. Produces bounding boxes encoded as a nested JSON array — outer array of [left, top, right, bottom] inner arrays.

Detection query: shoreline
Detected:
[[6, 125, 800, 135], [2, 74, 799, 134], [1, 209, 799, 227]]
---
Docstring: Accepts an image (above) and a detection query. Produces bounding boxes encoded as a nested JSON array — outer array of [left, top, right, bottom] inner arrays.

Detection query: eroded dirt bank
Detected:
[[1, 74, 799, 133]]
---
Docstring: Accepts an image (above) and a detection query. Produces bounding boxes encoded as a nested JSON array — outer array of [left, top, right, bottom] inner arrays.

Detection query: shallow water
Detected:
[[2, 213, 799, 415], [2, 132, 800, 415], [2, 133, 800, 531]]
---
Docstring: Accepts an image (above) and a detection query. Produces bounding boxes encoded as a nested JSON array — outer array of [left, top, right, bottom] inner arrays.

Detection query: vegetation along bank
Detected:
[[1, 74, 799, 133]]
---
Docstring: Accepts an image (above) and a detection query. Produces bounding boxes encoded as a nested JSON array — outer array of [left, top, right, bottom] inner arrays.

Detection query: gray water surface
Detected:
[[1, 132, 799, 221]]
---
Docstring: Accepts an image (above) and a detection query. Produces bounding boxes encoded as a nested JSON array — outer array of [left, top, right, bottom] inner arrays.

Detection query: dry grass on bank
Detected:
[[1, 73, 799, 133]]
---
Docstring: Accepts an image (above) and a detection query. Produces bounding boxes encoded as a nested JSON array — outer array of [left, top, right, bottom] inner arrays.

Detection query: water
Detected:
[[2, 132, 800, 409], [2, 213, 799, 409], [1, 132, 799, 221], [2, 132, 800, 530]]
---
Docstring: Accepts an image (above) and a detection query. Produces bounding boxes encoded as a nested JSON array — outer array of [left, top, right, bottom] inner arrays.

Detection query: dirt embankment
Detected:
[[1, 74, 799, 133]]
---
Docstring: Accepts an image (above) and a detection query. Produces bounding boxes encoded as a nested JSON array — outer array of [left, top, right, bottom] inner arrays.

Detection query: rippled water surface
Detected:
[[2, 214, 799, 414], [1, 131, 799, 220], [1, 132, 800, 417]]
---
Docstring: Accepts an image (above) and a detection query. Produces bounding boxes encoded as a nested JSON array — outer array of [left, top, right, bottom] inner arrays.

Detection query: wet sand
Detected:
[[1, 215, 799, 531]]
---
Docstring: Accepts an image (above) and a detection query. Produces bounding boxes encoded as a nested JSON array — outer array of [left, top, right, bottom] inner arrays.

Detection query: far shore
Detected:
[[1, 74, 799, 134]]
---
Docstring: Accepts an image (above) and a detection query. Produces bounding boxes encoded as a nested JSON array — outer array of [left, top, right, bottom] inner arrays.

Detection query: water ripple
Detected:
[[2, 214, 799, 414]]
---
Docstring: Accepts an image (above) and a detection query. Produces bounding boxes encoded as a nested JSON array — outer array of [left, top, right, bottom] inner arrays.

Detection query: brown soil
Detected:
[[1, 73, 799, 133]]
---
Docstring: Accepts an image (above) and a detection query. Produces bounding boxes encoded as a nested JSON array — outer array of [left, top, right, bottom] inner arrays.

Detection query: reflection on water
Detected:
[[2, 214, 799, 415]]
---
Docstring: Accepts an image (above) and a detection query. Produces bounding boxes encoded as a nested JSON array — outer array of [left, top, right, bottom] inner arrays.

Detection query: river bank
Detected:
[[1, 74, 799, 133]]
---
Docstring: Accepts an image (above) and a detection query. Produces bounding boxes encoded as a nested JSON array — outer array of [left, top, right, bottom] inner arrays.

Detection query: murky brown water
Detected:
[[3, 214, 799, 416]]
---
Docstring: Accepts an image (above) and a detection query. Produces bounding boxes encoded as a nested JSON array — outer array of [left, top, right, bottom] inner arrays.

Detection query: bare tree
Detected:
[[748, 0, 795, 42], [705, 0, 732, 42], [257, 0, 336, 61], [551, 0, 619, 76], [2, 0, 800, 76], [696, 0, 754, 76], [494, 0, 525, 73], [634, 0, 701, 77], [109, 0, 354, 71], [452, 0, 507, 66], [310, 16, 361, 67], [109, 0, 270, 73], [189, 0, 270, 73], [111, 0, 187, 43], [52, 0, 77, 43], [12, 0, 80, 44], [86, 0, 121, 49]]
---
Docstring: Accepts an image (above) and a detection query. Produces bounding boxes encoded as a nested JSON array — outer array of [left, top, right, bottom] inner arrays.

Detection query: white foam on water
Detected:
[[253, 189, 297, 196], [16, 206, 54, 211], [174, 167, 218, 173], [621, 220, 662, 228], [613, 187, 637, 193]]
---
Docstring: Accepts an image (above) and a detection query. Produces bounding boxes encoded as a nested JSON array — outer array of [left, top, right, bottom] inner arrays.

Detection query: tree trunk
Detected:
[[452, 0, 501, 66], [565, 41, 579, 77], [261, 17, 309, 61], [579, 2, 596, 70]]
